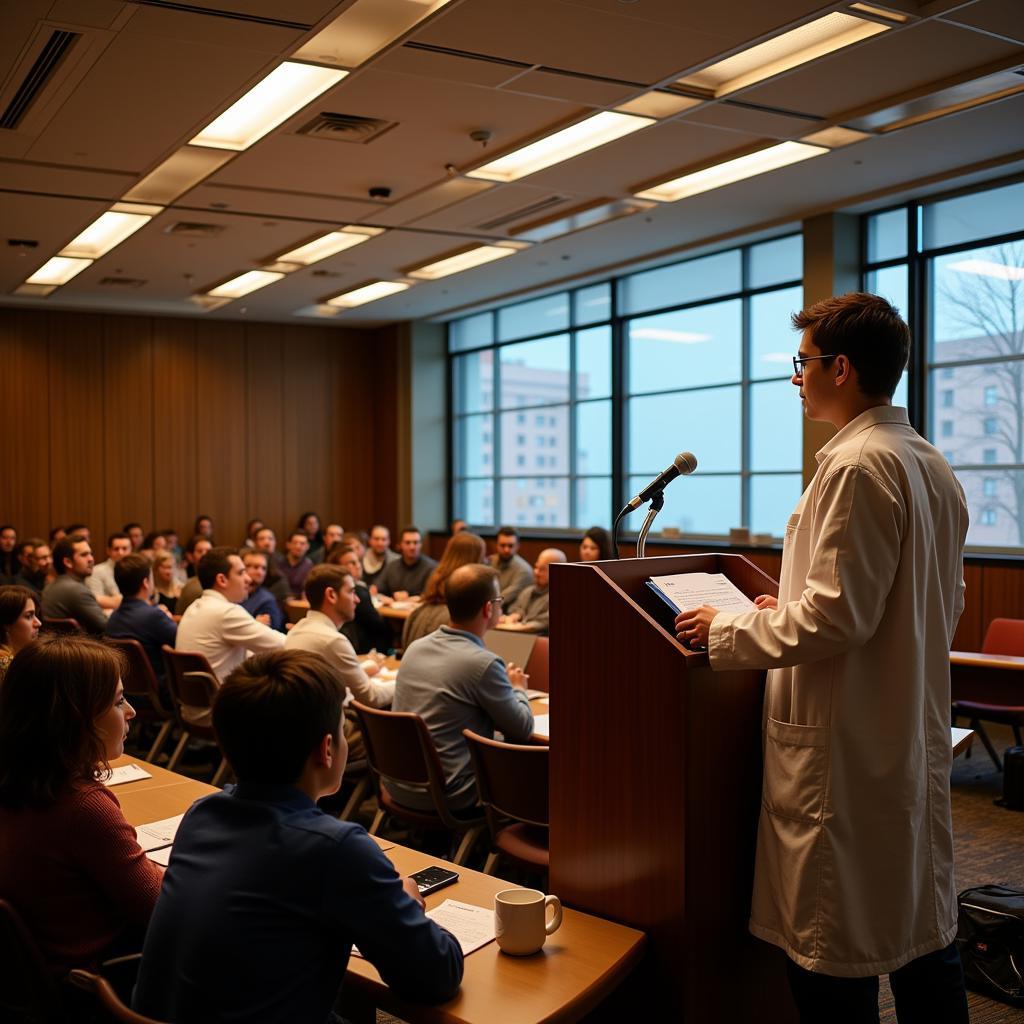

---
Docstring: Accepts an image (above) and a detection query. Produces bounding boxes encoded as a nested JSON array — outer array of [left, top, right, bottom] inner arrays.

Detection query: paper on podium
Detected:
[[648, 572, 756, 615]]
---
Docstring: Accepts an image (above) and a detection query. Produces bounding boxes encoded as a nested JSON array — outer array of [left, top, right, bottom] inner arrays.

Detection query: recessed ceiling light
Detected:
[[25, 256, 93, 286], [189, 62, 347, 151], [206, 270, 285, 299], [466, 111, 654, 183], [615, 92, 703, 119], [799, 126, 871, 148], [676, 13, 889, 97], [270, 226, 384, 269], [58, 203, 161, 260], [325, 280, 410, 308], [848, 3, 910, 24], [634, 141, 827, 203], [123, 147, 235, 205], [406, 244, 522, 281]]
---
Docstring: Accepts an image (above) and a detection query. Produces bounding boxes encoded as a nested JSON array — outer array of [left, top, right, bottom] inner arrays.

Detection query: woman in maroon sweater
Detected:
[[0, 634, 164, 974]]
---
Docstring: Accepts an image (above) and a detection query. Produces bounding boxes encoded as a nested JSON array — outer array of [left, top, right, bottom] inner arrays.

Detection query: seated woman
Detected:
[[401, 532, 486, 650], [579, 525, 613, 562], [0, 634, 163, 974], [329, 542, 392, 654], [151, 550, 181, 615], [0, 584, 40, 683]]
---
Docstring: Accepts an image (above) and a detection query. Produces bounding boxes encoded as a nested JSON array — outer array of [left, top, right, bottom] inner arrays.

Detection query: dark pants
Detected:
[[786, 941, 969, 1024]]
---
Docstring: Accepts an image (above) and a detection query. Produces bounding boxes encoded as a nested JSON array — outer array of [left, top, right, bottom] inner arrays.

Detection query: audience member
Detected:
[[330, 543, 392, 655], [194, 515, 214, 541], [0, 525, 18, 579], [175, 536, 213, 616], [48, 525, 66, 546], [12, 539, 34, 583], [87, 532, 133, 611], [312, 522, 343, 564], [151, 551, 181, 614], [376, 526, 437, 600], [392, 564, 533, 813], [41, 534, 107, 635], [65, 523, 91, 544], [0, 584, 40, 683], [175, 548, 284, 720], [0, 635, 163, 974], [240, 550, 284, 632], [451, 519, 467, 534], [279, 530, 314, 598], [362, 524, 397, 589], [253, 527, 289, 603], [402, 532, 486, 649], [297, 511, 324, 563], [123, 523, 144, 551], [242, 518, 264, 550], [17, 538, 52, 595], [489, 526, 533, 605], [139, 531, 168, 559], [106, 554, 177, 682], [285, 564, 393, 759], [162, 528, 183, 563], [579, 526, 613, 562], [132, 649, 462, 1022], [341, 530, 366, 559], [500, 548, 566, 635]]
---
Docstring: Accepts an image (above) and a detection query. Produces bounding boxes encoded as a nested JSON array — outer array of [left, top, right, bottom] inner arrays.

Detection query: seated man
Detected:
[[17, 538, 52, 596], [392, 564, 533, 813], [87, 532, 133, 611], [40, 533, 107, 635], [175, 547, 284, 721], [311, 523, 344, 564], [132, 649, 463, 1023], [279, 531, 314, 598], [500, 547, 566, 635], [362, 524, 397, 590], [106, 553, 177, 682], [285, 564, 393, 760], [174, 535, 212, 617], [488, 526, 533, 606], [376, 526, 437, 600], [240, 550, 285, 632]]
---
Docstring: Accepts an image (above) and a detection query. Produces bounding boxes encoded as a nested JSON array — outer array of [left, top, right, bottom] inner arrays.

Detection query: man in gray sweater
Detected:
[[40, 533, 108, 635], [391, 564, 533, 813]]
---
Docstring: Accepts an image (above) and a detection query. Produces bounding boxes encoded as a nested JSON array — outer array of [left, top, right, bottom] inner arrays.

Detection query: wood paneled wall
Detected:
[[0, 308, 401, 546]]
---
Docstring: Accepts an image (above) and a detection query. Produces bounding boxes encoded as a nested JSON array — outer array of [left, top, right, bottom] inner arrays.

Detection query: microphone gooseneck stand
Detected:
[[635, 489, 664, 559]]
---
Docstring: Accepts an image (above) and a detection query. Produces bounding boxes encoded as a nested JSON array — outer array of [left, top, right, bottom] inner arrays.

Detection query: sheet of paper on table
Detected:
[[532, 714, 550, 739], [648, 572, 755, 615], [148, 846, 174, 866], [136, 814, 185, 851], [377, 667, 398, 681], [102, 763, 152, 787], [352, 900, 495, 960]]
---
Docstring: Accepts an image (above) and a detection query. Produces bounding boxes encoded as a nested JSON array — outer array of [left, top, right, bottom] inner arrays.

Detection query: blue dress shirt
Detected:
[[241, 585, 285, 632], [105, 597, 177, 682]]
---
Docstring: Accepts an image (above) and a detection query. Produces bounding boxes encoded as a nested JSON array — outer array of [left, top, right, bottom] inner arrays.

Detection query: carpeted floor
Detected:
[[878, 723, 1024, 1023]]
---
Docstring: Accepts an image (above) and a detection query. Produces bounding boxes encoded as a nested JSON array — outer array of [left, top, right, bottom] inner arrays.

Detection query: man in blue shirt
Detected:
[[105, 553, 177, 681], [133, 648, 463, 1023], [240, 549, 285, 631]]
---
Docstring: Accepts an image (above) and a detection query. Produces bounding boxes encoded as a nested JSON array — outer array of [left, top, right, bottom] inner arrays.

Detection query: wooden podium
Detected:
[[548, 552, 796, 1022]]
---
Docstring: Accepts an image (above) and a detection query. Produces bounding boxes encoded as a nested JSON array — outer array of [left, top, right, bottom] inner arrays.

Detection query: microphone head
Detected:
[[673, 451, 697, 475]]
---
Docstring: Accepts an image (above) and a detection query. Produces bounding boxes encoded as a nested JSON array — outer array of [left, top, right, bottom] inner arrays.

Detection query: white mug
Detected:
[[494, 888, 563, 956]]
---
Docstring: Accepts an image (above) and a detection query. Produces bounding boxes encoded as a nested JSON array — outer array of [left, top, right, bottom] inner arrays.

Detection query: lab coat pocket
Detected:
[[763, 717, 829, 824]]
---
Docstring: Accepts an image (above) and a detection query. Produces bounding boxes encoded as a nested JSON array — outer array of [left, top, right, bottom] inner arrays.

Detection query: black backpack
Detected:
[[956, 884, 1024, 1007]]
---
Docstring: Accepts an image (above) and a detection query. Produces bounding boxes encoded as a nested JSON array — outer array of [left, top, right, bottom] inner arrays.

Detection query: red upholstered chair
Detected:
[[350, 701, 485, 865], [463, 729, 549, 877], [952, 617, 1024, 770], [105, 638, 176, 763], [39, 617, 82, 635], [525, 635, 550, 694]]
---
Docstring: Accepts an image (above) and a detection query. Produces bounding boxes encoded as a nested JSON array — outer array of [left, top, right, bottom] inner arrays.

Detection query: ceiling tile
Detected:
[[373, 44, 526, 89], [180, 184, 379, 224], [939, 0, 1024, 45], [500, 69, 637, 107], [682, 102, 820, 140]]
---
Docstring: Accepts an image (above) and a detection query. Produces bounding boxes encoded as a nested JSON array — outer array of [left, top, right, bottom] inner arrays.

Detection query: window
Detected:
[[864, 177, 1024, 551], [450, 236, 803, 535]]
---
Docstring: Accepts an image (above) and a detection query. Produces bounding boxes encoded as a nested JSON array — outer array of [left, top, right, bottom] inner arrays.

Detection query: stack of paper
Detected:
[[136, 814, 184, 865], [647, 572, 756, 615]]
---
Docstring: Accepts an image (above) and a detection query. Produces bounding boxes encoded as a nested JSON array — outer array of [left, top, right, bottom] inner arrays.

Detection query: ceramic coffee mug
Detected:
[[494, 888, 563, 955]]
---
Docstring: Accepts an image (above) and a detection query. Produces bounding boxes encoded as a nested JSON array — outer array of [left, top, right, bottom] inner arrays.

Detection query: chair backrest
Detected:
[[351, 701, 445, 789], [161, 646, 219, 712], [0, 898, 55, 1022], [39, 617, 81, 635], [982, 618, 1024, 657], [105, 638, 169, 714], [66, 970, 167, 1024], [525, 636, 549, 693], [463, 729, 549, 828]]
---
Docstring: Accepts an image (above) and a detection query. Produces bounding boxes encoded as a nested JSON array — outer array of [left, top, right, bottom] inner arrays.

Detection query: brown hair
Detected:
[[52, 532, 88, 576], [422, 531, 487, 606], [445, 563, 499, 623], [304, 563, 350, 610], [0, 585, 37, 647], [197, 546, 239, 590], [114, 553, 153, 598], [0, 634, 125, 807], [792, 292, 910, 398]]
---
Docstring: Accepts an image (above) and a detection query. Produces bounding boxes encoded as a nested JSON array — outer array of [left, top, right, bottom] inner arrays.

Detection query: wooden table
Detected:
[[111, 757, 644, 1024]]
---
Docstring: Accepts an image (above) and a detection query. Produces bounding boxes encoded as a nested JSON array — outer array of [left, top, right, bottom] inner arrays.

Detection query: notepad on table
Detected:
[[102, 763, 152, 787]]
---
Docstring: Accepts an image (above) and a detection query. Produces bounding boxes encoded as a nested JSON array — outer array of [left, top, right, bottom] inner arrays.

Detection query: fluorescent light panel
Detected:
[[466, 111, 654, 183], [635, 141, 826, 203], [190, 62, 347, 151], [123, 147, 235, 205], [407, 245, 520, 281], [326, 281, 410, 308], [800, 125, 871, 148], [207, 270, 284, 299], [59, 203, 160, 260], [677, 13, 889, 97], [25, 256, 93, 286], [273, 227, 384, 268]]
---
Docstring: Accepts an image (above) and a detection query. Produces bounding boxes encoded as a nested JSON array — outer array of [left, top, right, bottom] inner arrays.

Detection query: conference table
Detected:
[[111, 756, 645, 1024]]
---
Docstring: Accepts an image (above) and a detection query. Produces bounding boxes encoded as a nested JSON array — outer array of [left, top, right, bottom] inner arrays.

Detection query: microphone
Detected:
[[624, 452, 697, 511]]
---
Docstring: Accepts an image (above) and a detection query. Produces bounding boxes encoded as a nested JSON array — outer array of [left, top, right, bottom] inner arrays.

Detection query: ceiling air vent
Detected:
[[476, 196, 570, 232], [99, 276, 147, 288], [164, 222, 225, 238], [297, 112, 397, 144], [0, 30, 80, 131]]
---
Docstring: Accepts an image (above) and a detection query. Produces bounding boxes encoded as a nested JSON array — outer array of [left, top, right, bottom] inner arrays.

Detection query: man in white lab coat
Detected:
[[676, 293, 969, 1023]]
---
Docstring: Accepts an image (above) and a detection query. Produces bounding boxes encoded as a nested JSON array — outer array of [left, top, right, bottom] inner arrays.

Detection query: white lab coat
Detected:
[[709, 406, 968, 977]]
